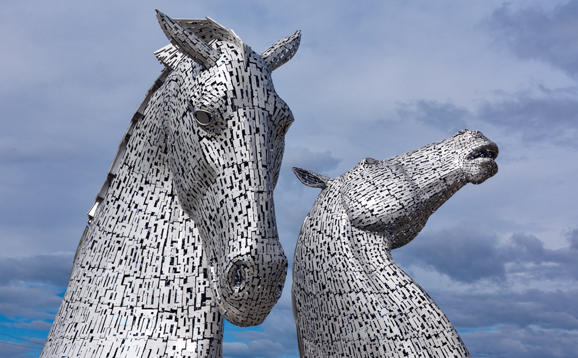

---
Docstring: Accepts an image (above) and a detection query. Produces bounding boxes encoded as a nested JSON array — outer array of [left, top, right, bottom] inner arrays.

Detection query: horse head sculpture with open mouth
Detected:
[[292, 130, 498, 357]]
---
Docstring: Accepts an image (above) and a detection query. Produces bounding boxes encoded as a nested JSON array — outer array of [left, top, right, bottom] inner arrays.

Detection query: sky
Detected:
[[1, 0, 577, 357]]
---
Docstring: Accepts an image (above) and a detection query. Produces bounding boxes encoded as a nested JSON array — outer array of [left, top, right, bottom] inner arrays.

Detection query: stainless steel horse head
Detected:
[[155, 11, 300, 326]]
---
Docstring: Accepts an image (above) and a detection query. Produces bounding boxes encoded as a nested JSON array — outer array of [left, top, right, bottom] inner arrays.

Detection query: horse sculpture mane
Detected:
[[41, 11, 300, 358], [292, 130, 498, 357], [87, 16, 245, 222]]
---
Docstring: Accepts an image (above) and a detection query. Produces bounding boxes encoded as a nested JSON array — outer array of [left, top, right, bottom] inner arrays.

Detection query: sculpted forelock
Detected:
[[292, 130, 498, 357], [41, 11, 300, 358]]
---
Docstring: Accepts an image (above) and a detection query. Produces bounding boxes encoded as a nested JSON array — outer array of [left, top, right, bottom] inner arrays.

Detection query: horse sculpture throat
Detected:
[[41, 11, 300, 358], [292, 130, 498, 357]]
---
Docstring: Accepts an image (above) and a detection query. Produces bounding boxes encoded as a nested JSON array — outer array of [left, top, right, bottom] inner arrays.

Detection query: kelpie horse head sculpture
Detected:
[[156, 11, 299, 325], [292, 130, 498, 357], [41, 11, 299, 358]]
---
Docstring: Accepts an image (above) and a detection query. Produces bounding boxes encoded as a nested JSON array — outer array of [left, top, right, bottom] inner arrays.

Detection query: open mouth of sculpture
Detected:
[[467, 143, 499, 161]]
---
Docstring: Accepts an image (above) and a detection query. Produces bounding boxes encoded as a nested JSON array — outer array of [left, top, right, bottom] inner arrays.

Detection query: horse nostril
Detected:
[[233, 269, 243, 291], [228, 262, 247, 294], [275, 284, 283, 298], [194, 110, 213, 125]]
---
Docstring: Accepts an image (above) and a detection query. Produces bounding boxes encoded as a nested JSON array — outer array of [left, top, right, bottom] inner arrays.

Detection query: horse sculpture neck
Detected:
[[295, 212, 469, 357]]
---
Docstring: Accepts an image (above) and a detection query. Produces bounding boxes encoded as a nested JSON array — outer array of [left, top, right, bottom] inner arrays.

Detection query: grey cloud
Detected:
[[0, 253, 73, 286], [568, 228, 578, 250], [12, 320, 53, 331], [504, 232, 578, 282], [282, 147, 343, 176], [0, 138, 80, 164], [223, 302, 298, 358], [0, 254, 71, 319], [0, 284, 62, 319], [463, 325, 578, 358], [394, 225, 507, 282], [486, 1, 578, 77], [397, 100, 470, 134], [0, 343, 38, 358], [394, 225, 578, 283], [223, 340, 287, 358], [437, 289, 578, 331], [478, 95, 578, 147], [395, 95, 578, 148]]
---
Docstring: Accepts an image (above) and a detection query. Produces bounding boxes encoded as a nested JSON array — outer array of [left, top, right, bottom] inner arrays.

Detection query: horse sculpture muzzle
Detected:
[[454, 129, 499, 184], [197, 184, 288, 327]]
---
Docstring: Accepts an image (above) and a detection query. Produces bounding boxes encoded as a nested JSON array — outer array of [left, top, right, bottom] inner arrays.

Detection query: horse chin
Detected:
[[463, 158, 498, 185]]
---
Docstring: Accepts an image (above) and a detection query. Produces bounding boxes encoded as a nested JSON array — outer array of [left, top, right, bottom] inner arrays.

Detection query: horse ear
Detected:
[[292, 167, 330, 189], [156, 10, 220, 69], [261, 30, 301, 72]]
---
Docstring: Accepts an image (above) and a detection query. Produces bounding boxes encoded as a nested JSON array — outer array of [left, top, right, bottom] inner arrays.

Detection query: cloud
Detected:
[[394, 224, 507, 282], [12, 321, 53, 331], [282, 147, 343, 176], [0, 254, 71, 320], [0, 342, 39, 358], [393, 91, 578, 148], [392, 224, 578, 358], [486, 1, 578, 77], [463, 325, 578, 358], [0, 139, 76, 164], [478, 94, 578, 147], [394, 224, 578, 283], [223, 287, 298, 358], [438, 289, 578, 331], [397, 100, 470, 134], [568, 228, 578, 249], [223, 340, 289, 358], [0, 284, 63, 319], [0, 253, 73, 287]]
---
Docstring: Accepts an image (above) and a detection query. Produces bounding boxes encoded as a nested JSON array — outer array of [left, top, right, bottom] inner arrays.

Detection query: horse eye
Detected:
[[194, 110, 213, 125]]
